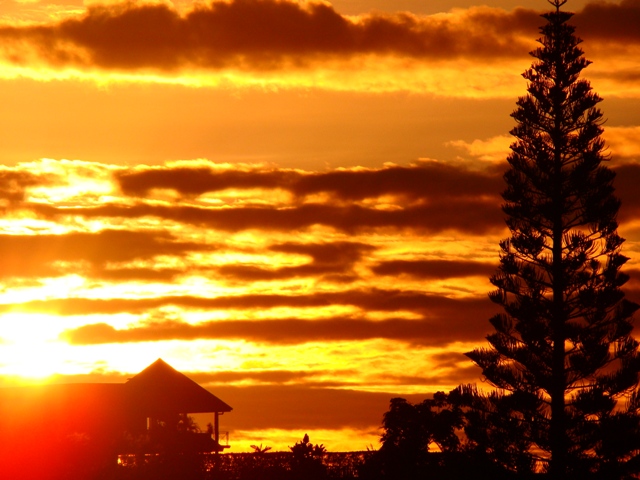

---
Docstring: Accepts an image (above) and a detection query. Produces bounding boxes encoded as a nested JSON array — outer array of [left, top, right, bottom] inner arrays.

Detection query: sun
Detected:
[[0, 312, 72, 381], [0, 346, 65, 382]]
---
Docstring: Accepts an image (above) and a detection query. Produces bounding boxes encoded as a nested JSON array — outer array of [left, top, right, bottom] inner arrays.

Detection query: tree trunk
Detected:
[[549, 122, 567, 479]]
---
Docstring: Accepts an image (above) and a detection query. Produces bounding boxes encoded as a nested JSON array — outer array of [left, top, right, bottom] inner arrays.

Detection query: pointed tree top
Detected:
[[548, 0, 568, 11]]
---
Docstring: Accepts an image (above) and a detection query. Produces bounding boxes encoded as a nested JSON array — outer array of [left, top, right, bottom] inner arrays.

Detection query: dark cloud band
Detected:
[[0, 0, 540, 71], [0, 0, 636, 74]]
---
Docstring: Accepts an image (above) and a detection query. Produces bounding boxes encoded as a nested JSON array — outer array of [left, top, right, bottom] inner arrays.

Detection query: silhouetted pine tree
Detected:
[[465, 1, 640, 478]]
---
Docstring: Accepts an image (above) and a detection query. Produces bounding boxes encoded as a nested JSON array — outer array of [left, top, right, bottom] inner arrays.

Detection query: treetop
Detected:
[[548, 0, 568, 11]]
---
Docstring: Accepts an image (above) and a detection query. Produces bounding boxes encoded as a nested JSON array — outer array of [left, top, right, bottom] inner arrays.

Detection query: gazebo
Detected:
[[0, 359, 233, 479], [122, 358, 233, 453]]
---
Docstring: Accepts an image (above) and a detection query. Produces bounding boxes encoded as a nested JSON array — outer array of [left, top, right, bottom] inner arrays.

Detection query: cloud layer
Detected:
[[1, 151, 640, 450], [0, 0, 638, 95]]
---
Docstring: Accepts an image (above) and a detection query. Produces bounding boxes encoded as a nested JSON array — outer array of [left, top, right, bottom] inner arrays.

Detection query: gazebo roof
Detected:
[[125, 358, 232, 415]]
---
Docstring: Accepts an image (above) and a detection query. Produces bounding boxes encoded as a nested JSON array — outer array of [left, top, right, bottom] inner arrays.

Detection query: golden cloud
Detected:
[[604, 126, 640, 163]]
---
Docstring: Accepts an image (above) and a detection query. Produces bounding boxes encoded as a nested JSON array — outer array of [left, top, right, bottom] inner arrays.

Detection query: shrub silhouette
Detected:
[[289, 434, 327, 479]]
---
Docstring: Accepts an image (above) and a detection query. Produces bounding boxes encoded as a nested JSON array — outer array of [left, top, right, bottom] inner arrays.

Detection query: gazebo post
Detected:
[[214, 412, 220, 449]]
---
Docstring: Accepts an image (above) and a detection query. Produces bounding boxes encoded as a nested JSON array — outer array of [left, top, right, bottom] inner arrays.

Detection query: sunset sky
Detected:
[[0, 0, 639, 453]]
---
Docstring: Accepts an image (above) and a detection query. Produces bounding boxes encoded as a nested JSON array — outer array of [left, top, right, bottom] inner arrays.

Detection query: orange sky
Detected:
[[0, 0, 639, 453]]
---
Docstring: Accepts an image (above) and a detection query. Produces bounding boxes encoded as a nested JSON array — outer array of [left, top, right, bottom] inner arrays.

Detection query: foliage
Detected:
[[250, 443, 273, 454], [177, 413, 202, 433], [380, 394, 462, 454], [208, 451, 369, 480], [362, 393, 520, 480], [91, 437, 376, 480], [290, 433, 327, 457], [225, 444, 286, 480], [464, 1, 640, 478], [289, 433, 328, 479]]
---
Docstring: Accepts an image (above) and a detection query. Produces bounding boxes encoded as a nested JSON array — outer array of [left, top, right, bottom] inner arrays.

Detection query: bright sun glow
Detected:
[[0, 313, 70, 380]]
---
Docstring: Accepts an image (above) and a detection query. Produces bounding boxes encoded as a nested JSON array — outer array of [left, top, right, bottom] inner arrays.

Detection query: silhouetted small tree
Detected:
[[464, 1, 640, 478], [364, 393, 518, 480], [232, 444, 282, 480], [289, 434, 327, 479], [377, 396, 459, 479], [250, 443, 273, 454], [376, 397, 431, 479]]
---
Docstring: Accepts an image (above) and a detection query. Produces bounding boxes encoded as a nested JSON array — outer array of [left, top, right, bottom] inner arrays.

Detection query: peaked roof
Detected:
[[125, 358, 232, 415]]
